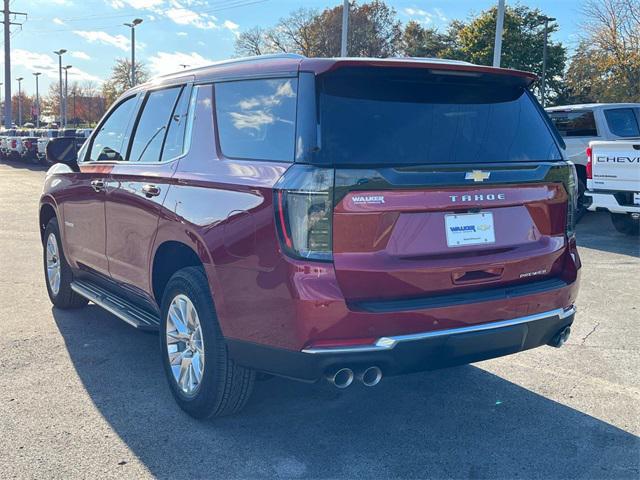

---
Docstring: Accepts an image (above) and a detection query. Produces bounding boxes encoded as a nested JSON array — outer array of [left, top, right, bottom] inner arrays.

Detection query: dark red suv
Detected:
[[40, 54, 580, 418]]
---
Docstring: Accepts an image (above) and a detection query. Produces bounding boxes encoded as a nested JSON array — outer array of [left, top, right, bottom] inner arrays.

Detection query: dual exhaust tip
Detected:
[[549, 326, 571, 348], [327, 366, 382, 388]]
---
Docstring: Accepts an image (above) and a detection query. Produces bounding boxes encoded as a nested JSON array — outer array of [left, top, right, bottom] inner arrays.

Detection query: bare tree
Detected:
[[235, 26, 271, 56]]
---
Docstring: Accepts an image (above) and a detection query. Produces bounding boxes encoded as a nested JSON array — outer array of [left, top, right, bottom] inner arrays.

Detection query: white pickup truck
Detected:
[[585, 140, 640, 235]]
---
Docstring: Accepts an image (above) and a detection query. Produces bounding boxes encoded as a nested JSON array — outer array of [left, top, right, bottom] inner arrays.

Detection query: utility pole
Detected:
[[540, 16, 556, 107], [63, 65, 72, 128], [340, 0, 349, 57], [54, 49, 67, 127], [16, 76, 23, 126], [33, 72, 41, 128], [493, 0, 505, 67], [3, 1, 27, 128], [124, 18, 143, 87]]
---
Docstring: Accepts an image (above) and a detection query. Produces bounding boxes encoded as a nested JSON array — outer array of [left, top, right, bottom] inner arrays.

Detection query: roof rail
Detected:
[[154, 53, 306, 79]]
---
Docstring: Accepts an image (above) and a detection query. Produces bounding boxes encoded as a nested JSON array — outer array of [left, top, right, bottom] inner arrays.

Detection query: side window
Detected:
[[604, 108, 640, 138], [89, 96, 137, 162], [547, 111, 598, 137], [128, 87, 182, 163], [214, 78, 297, 161], [161, 87, 191, 161]]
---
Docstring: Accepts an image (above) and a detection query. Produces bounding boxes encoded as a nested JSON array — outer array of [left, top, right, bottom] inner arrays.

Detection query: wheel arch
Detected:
[[39, 201, 58, 244], [151, 240, 206, 306]]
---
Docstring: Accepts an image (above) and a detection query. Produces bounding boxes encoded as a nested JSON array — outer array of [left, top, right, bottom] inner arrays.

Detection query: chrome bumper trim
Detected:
[[302, 306, 576, 354]]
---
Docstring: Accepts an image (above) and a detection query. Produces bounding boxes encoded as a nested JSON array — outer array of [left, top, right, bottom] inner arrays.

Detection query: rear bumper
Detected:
[[585, 191, 640, 214], [227, 306, 576, 382]]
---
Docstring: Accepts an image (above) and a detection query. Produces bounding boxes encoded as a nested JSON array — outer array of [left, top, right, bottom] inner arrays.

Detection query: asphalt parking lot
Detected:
[[0, 160, 638, 479]]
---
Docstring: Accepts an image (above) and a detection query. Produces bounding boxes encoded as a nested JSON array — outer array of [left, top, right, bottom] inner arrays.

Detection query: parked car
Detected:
[[7, 130, 28, 159], [40, 54, 580, 419], [546, 103, 640, 212], [0, 129, 16, 159], [585, 140, 640, 235], [74, 128, 92, 149], [37, 129, 59, 163], [20, 130, 40, 164]]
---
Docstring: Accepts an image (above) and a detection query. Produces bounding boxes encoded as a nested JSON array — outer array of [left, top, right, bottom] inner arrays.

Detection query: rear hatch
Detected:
[[277, 65, 576, 305]]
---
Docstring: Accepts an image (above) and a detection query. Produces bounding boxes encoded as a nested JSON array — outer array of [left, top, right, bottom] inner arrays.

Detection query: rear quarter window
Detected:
[[547, 110, 598, 137], [604, 108, 640, 137], [214, 78, 297, 162]]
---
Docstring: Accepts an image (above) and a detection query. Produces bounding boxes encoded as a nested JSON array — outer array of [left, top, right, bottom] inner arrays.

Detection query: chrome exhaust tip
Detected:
[[327, 368, 354, 389], [359, 366, 383, 387], [550, 326, 571, 348]]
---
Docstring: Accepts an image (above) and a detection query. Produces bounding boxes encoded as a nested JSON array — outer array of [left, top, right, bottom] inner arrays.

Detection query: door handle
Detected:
[[90, 179, 106, 192], [142, 184, 161, 198]]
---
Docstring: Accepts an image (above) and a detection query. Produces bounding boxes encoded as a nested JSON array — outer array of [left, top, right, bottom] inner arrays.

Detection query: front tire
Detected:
[[43, 218, 88, 309], [611, 213, 640, 236], [159, 267, 255, 418]]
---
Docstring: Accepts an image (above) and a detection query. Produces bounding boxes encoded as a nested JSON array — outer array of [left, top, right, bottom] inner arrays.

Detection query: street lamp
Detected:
[[54, 49, 67, 127], [539, 16, 556, 107], [33, 72, 42, 128], [63, 65, 72, 127], [16, 77, 23, 127], [124, 18, 143, 88]]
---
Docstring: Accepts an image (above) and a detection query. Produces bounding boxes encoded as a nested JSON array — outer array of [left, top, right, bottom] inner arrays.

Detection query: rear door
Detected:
[[316, 68, 573, 303], [104, 84, 192, 296]]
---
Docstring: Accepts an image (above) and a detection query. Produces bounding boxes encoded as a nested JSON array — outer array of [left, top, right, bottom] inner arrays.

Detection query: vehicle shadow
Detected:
[[0, 157, 48, 172], [52, 306, 639, 479], [576, 212, 639, 257]]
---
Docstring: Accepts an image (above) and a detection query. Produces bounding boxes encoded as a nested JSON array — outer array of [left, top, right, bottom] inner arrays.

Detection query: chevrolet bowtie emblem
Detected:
[[465, 170, 491, 182]]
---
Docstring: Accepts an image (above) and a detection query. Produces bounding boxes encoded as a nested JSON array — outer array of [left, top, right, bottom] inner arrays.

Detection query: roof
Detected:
[[546, 103, 640, 111], [137, 54, 537, 91]]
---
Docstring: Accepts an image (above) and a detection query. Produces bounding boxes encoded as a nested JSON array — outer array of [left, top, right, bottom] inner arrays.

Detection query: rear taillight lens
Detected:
[[274, 165, 334, 262], [586, 147, 593, 179], [10, 140, 16, 148], [24, 140, 32, 149]]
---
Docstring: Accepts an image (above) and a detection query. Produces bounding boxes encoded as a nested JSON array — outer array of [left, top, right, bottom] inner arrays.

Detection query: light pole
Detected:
[[16, 77, 23, 127], [0, 82, 3, 126], [54, 49, 67, 127], [63, 65, 72, 127], [124, 18, 143, 87], [493, 0, 506, 67], [539, 16, 556, 107], [33, 72, 41, 128], [340, 0, 349, 57]]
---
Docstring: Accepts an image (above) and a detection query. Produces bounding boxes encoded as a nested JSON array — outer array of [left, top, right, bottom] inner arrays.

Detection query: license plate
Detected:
[[445, 212, 495, 247], [634, 192, 640, 206]]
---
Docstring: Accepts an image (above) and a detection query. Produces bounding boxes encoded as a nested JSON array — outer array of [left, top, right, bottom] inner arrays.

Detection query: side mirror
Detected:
[[46, 136, 79, 171]]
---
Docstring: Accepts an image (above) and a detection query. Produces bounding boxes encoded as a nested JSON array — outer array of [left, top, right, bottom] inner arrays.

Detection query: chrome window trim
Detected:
[[301, 306, 576, 354]]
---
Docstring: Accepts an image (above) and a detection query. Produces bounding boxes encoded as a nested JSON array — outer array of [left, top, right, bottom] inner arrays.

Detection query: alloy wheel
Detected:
[[46, 233, 61, 296]]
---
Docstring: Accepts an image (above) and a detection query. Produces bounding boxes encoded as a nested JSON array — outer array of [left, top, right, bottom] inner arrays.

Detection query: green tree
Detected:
[[445, 5, 567, 104], [401, 21, 450, 57]]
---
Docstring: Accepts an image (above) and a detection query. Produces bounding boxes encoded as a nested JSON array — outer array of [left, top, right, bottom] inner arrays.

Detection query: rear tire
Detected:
[[159, 266, 255, 418], [611, 213, 640, 236], [43, 218, 88, 309], [575, 177, 587, 222]]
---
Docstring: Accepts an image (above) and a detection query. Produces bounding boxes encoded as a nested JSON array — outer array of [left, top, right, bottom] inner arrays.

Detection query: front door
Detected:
[[105, 85, 192, 297], [62, 95, 138, 276]]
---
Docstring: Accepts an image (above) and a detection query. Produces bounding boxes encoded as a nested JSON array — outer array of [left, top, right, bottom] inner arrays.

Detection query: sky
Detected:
[[4, 0, 586, 96]]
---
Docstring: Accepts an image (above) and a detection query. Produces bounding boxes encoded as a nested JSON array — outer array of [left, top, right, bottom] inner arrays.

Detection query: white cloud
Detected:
[[164, 0, 218, 29], [148, 51, 214, 76], [73, 30, 130, 51], [434, 8, 447, 22], [9, 49, 102, 83], [52, 17, 66, 26], [107, 0, 162, 8], [70, 51, 91, 60], [223, 20, 239, 35], [404, 7, 433, 24], [177, 31, 188, 36]]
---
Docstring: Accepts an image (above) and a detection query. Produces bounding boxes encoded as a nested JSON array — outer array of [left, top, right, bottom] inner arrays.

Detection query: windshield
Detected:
[[315, 68, 561, 166]]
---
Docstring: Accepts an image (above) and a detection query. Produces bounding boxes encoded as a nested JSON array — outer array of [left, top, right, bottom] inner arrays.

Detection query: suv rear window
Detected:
[[604, 108, 640, 137], [214, 78, 297, 161], [547, 110, 598, 137], [315, 68, 561, 166]]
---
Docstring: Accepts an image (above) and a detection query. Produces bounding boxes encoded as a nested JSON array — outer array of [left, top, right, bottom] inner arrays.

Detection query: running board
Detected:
[[71, 280, 160, 330]]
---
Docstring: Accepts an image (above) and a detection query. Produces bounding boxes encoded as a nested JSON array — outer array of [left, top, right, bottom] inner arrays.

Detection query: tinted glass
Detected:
[[129, 87, 181, 163], [215, 78, 297, 161], [604, 108, 640, 137], [316, 69, 561, 165], [547, 111, 598, 137], [89, 96, 137, 162], [161, 87, 191, 161]]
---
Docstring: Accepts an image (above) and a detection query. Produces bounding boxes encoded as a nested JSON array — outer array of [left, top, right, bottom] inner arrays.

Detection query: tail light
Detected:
[[274, 165, 334, 262], [24, 140, 32, 149], [10, 139, 16, 148], [586, 147, 593, 179]]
